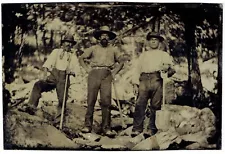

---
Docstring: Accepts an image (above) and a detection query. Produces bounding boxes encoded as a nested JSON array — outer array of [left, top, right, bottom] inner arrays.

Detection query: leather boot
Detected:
[[143, 129, 157, 138], [103, 129, 116, 138], [81, 126, 92, 133], [131, 130, 142, 138], [18, 104, 36, 115]]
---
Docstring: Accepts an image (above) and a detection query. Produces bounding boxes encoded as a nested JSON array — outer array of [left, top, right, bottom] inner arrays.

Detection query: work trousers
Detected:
[[132, 72, 163, 133], [85, 69, 112, 131], [28, 68, 69, 111]]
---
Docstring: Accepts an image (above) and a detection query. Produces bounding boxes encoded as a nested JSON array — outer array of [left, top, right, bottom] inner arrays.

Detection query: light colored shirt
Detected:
[[81, 45, 121, 67], [43, 48, 80, 73], [132, 49, 174, 85]]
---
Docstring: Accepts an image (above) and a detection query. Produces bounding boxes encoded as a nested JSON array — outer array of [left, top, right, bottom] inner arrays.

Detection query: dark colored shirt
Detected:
[[81, 45, 121, 67]]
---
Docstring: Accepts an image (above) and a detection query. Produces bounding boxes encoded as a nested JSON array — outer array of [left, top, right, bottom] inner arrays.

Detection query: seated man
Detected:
[[19, 35, 80, 121]]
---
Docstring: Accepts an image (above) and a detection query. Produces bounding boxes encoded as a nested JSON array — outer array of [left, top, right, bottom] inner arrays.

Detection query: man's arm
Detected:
[[67, 52, 81, 76], [131, 56, 143, 95], [111, 49, 124, 78], [78, 47, 92, 73], [131, 54, 143, 85], [41, 49, 58, 80], [111, 63, 124, 79], [42, 49, 58, 71], [161, 53, 176, 78]]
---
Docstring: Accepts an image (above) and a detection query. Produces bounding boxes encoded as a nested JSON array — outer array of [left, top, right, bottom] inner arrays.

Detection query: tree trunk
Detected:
[[216, 12, 222, 149], [2, 4, 18, 83], [152, 16, 157, 32], [183, 9, 204, 107], [49, 30, 54, 48]]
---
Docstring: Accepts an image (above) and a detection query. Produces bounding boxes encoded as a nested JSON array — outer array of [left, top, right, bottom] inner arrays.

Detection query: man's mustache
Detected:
[[100, 39, 109, 46]]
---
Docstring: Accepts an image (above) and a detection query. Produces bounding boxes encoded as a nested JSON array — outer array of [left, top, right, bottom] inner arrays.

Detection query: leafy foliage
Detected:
[[2, 2, 221, 113]]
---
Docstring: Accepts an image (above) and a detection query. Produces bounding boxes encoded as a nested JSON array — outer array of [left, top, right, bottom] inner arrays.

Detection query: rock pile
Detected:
[[132, 104, 216, 150]]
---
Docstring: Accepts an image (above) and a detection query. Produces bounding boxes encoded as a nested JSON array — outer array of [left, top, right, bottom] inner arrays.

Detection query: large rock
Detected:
[[4, 110, 80, 149], [155, 128, 182, 150], [5, 80, 37, 104], [132, 136, 159, 150], [78, 133, 101, 142], [119, 126, 133, 136], [155, 104, 216, 149], [127, 133, 145, 148], [99, 136, 131, 150], [111, 117, 132, 131], [73, 138, 101, 149]]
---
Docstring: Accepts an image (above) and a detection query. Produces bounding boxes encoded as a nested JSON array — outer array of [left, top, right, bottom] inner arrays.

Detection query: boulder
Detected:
[[127, 133, 145, 148], [111, 117, 132, 131], [132, 136, 159, 150], [155, 104, 216, 149], [73, 138, 101, 149], [155, 128, 182, 150], [5, 110, 80, 149], [119, 126, 133, 136], [78, 133, 101, 142], [99, 136, 131, 150]]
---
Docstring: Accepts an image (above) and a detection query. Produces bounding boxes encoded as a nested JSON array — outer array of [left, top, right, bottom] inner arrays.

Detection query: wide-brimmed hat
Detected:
[[93, 26, 117, 40], [61, 35, 77, 45], [146, 32, 164, 41]]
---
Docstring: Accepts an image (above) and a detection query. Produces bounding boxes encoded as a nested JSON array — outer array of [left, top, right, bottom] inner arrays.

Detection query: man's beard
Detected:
[[63, 45, 71, 51], [100, 39, 109, 47]]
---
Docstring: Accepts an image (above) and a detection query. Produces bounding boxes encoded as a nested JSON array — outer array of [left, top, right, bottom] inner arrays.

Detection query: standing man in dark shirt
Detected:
[[79, 26, 124, 137]]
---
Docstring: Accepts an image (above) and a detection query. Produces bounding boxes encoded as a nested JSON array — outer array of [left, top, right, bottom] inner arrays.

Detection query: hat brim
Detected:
[[93, 30, 117, 40], [61, 40, 77, 45], [146, 35, 164, 41]]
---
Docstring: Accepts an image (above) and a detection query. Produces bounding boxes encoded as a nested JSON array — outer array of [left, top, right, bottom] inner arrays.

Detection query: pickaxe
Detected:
[[112, 81, 127, 129]]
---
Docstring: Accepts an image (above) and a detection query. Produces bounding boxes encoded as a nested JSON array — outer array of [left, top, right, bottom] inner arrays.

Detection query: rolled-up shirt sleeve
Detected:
[[42, 49, 58, 69]]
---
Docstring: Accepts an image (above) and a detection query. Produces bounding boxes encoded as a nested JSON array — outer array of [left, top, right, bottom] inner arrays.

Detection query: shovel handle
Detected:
[[59, 74, 69, 130], [162, 78, 165, 107], [160, 71, 167, 108]]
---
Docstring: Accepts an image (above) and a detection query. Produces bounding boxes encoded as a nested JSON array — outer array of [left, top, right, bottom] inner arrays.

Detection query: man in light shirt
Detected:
[[79, 26, 124, 137], [131, 32, 176, 137], [20, 35, 80, 121]]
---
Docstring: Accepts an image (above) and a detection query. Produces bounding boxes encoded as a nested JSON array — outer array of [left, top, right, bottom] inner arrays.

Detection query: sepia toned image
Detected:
[[2, 2, 223, 150]]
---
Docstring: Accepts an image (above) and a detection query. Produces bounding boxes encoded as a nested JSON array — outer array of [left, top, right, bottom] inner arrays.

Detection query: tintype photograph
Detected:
[[2, 2, 223, 150]]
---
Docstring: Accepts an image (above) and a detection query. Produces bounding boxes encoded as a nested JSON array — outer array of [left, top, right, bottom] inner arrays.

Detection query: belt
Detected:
[[141, 71, 161, 77], [92, 66, 112, 71], [52, 68, 66, 72]]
